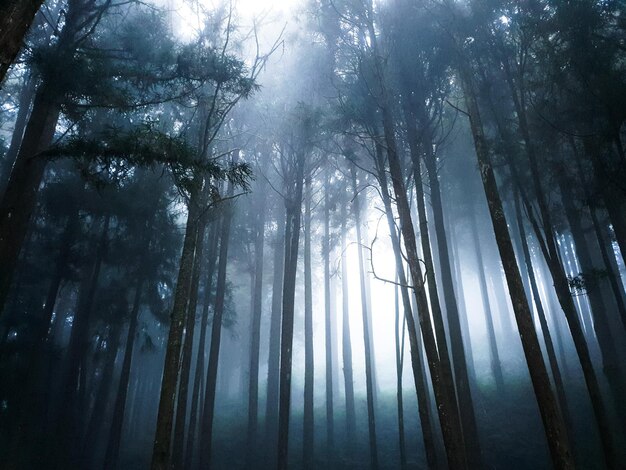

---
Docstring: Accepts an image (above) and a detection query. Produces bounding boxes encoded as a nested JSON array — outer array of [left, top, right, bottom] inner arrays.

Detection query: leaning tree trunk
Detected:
[[455, 56, 573, 468], [350, 165, 379, 469], [151, 183, 203, 470], [513, 189, 574, 448], [374, 142, 438, 470], [469, 211, 505, 392], [0, 0, 44, 84], [302, 176, 315, 470], [277, 152, 305, 470], [0, 72, 35, 195], [394, 279, 407, 470]]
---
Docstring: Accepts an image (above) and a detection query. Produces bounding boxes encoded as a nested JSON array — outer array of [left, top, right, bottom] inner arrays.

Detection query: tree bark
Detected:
[[103, 279, 144, 470], [151, 185, 202, 470], [350, 165, 379, 469], [340, 195, 356, 450], [456, 58, 573, 468], [323, 170, 335, 462], [0, 0, 44, 84], [469, 211, 505, 392], [184, 221, 219, 469], [302, 176, 314, 469], [199, 179, 235, 469], [277, 151, 305, 470]]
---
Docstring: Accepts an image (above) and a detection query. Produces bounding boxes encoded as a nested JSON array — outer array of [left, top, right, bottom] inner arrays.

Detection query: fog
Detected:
[[1, 0, 626, 469]]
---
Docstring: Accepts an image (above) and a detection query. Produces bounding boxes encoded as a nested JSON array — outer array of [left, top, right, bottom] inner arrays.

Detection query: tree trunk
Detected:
[[184, 221, 219, 469], [199, 179, 236, 469], [246, 188, 267, 467], [323, 170, 335, 463], [469, 211, 505, 392], [513, 189, 575, 449], [394, 279, 407, 470], [172, 200, 209, 469], [374, 141, 438, 469], [103, 279, 144, 470], [0, 72, 36, 195], [340, 196, 356, 450], [302, 176, 314, 469], [151, 185, 202, 470], [277, 152, 305, 470], [0, 85, 61, 315], [350, 165, 379, 469], [0, 0, 44, 84], [456, 58, 573, 468], [82, 320, 123, 467]]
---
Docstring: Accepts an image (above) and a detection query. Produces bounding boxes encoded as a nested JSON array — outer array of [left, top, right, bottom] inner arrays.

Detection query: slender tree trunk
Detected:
[[277, 151, 305, 470], [303, 176, 314, 470], [82, 320, 123, 466], [151, 184, 202, 470], [350, 165, 379, 469], [456, 58, 573, 468], [323, 170, 335, 463], [374, 142, 438, 470], [420, 120, 484, 468], [513, 190, 575, 447], [1, 72, 35, 195], [199, 179, 236, 469], [394, 279, 407, 470], [246, 189, 267, 467], [469, 211, 504, 392], [184, 222, 219, 470], [0, 85, 60, 315], [55, 215, 110, 468], [0, 0, 44, 84], [103, 279, 144, 470], [172, 201, 209, 469], [340, 196, 356, 450], [265, 206, 285, 461]]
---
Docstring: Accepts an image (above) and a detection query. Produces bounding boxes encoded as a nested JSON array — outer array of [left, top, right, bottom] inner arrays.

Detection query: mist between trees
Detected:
[[1, 0, 626, 469]]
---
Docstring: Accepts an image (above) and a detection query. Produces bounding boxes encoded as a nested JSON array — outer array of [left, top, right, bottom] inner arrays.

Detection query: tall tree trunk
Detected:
[[246, 188, 267, 467], [340, 196, 356, 450], [172, 201, 209, 469], [199, 179, 236, 469], [394, 279, 407, 470], [455, 56, 573, 468], [502, 57, 614, 465], [420, 118, 484, 468], [302, 176, 314, 469], [55, 215, 110, 468], [373, 142, 438, 469], [0, 85, 60, 315], [277, 153, 305, 470], [0, 0, 44, 84], [103, 279, 144, 470], [513, 190, 575, 449], [469, 211, 505, 392], [184, 222, 219, 469], [265, 206, 285, 461], [82, 320, 123, 467], [350, 165, 379, 469], [323, 170, 335, 462], [151, 184, 202, 470], [1, 72, 35, 195]]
